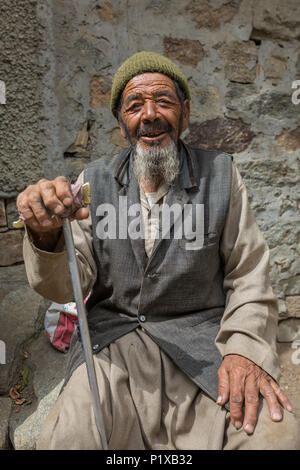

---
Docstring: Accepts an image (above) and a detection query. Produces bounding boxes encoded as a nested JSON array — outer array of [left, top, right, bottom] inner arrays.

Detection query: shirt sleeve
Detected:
[[23, 171, 97, 304], [216, 162, 281, 382]]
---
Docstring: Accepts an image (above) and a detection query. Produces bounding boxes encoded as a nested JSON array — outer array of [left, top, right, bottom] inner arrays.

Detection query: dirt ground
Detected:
[[277, 342, 300, 421]]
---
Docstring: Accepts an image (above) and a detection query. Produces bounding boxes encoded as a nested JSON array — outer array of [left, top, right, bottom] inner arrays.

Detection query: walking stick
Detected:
[[14, 183, 108, 450]]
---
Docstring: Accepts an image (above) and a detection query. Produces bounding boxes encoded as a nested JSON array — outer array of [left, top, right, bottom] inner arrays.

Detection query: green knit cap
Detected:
[[110, 51, 191, 117]]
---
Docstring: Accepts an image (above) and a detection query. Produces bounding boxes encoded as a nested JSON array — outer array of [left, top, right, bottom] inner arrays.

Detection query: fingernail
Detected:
[[272, 412, 282, 421], [216, 396, 223, 405], [244, 423, 254, 434], [235, 421, 242, 429], [287, 404, 293, 412]]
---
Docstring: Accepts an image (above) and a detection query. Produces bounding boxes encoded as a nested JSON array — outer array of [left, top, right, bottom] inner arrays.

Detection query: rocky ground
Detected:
[[0, 263, 299, 450]]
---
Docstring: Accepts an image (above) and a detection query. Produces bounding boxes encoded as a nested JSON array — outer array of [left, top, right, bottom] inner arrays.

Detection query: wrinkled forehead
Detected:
[[122, 72, 177, 103]]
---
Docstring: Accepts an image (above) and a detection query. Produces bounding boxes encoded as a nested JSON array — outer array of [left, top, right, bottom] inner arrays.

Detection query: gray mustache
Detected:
[[136, 122, 172, 138]]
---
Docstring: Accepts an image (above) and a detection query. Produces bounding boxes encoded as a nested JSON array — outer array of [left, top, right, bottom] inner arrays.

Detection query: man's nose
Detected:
[[141, 100, 157, 122]]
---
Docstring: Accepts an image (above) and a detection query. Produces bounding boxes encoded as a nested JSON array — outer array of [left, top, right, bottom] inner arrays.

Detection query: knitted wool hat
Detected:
[[110, 51, 191, 117]]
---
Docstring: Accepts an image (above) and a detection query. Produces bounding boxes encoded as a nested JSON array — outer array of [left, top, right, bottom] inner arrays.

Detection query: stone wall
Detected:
[[0, 0, 299, 449]]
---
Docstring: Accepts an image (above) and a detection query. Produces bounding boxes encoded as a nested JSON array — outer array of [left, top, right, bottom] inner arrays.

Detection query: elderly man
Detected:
[[18, 52, 300, 450]]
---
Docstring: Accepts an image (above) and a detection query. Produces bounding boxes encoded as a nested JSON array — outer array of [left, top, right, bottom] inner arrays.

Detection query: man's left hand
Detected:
[[217, 354, 293, 435]]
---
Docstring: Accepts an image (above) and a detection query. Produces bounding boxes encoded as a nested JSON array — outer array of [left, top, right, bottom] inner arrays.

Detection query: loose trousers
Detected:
[[37, 328, 300, 450]]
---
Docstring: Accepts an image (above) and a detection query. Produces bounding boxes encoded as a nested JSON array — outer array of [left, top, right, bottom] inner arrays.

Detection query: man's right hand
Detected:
[[17, 176, 89, 250]]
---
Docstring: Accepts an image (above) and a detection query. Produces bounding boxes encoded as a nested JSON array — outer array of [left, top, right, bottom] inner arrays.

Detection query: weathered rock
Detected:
[[296, 53, 300, 78], [94, 0, 118, 24], [265, 56, 287, 83], [90, 76, 111, 108], [0, 230, 24, 266], [163, 37, 205, 66], [249, 91, 300, 121], [277, 318, 300, 343], [64, 156, 91, 184], [275, 127, 300, 152], [5, 198, 19, 230], [277, 342, 300, 421], [0, 397, 12, 449], [0, 0, 46, 196], [109, 127, 128, 150], [225, 85, 300, 134], [216, 41, 257, 84], [0, 200, 6, 227], [187, 0, 239, 31], [9, 331, 69, 450], [64, 121, 90, 156], [225, 82, 257, 118], [286, 296, 300, 318], [0, 263, 28, 302], [0, 286, 47, 394], [0, 80, 5, 105], [189, 84, 223, 121], [253, 0, 300, 40], [184, 117, 255, 154]]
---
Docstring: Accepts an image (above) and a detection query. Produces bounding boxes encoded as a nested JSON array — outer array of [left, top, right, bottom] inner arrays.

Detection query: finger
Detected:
[[260, 380, 282, 421], [229, 368, 246, 429], [269, 380, 293, 412], [243, 373, 260, 434], [71, 207, 89, 221], [217, 366, 230, 406], [28, 191, 63, 232], [53, 176, 73, 207], [17, 195, 41, 230], [38, 180, 66, 216]]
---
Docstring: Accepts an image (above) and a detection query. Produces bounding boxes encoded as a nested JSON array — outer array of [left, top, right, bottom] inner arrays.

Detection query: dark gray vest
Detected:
[[66, 142, 232, 402]]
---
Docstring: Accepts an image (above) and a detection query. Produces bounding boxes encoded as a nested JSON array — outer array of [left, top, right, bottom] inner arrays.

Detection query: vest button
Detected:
[[139, 314, 146, 322], [92, 344, 99, 351]]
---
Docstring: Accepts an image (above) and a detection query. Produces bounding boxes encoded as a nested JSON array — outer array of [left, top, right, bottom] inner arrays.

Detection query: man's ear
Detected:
[[181, 100, 190, 133], [119, 119, 127, 139]]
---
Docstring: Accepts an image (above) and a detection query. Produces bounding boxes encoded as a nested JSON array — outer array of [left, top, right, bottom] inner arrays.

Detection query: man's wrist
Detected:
[[28, 226, 64, 252]]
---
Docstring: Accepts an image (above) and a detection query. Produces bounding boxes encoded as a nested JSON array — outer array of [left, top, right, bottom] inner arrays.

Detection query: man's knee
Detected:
[[247, 405, 300, 450], [263, 409, 300, 450], [224, 401, 300, 450]]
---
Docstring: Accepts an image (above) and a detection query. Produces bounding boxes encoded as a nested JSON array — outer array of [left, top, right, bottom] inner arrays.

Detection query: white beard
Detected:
[[133, 140, 179, 186]]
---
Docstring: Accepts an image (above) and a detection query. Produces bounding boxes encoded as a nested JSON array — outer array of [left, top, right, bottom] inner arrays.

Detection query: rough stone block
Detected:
[[248, 91, 299, 122], [163, 37, 205, 66], [184, 117, 255, 154], [189, 85, 223, 121], [275, 127, 300, 152], [90, 76, 111, 108], [110, 127, 128, 150], [265, 56, 287, 82], [253, 0, 300, 40], [187, 0, 238, 31], [277, 318, 300, 343], [0, 230, 23, 266], [216, 41, 257, 84], [286, 296, 300, 318], [94, 0, 118, 24]]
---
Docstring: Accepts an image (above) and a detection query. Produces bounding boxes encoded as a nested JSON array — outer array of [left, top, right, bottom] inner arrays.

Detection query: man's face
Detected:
[[118, 72, 190, 150]]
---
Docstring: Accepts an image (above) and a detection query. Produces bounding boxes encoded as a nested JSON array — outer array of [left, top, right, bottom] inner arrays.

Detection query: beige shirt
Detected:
[[23, 163, 281, 382]]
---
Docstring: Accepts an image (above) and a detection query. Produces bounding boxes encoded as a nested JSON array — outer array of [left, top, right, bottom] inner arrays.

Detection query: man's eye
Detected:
[[128, 103, 142, 111], [157, 99, 170, 104]]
